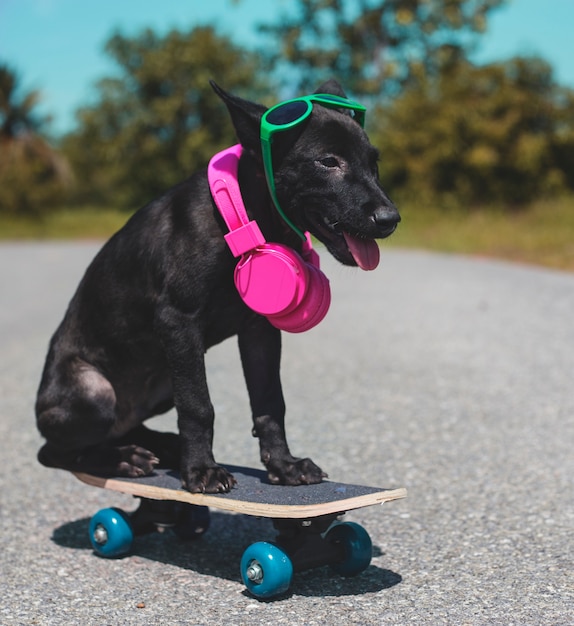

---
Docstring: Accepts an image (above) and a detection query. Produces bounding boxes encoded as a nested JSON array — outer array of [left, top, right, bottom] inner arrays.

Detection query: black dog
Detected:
[[35, 80, 400, 493]]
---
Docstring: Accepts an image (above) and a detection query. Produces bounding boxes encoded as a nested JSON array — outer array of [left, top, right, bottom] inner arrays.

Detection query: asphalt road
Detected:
[[1, 241, 572, 625]]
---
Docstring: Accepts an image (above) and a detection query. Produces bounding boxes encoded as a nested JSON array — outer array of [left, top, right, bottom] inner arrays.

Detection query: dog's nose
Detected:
[[372, 206, 401, 229]]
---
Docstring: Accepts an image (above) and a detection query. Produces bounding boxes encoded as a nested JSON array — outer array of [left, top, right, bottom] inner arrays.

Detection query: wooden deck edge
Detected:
[[73, 472, 407, 519]]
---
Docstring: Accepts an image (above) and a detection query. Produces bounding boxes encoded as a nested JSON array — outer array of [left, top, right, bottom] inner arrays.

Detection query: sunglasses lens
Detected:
[[266, 100, 309, 126]]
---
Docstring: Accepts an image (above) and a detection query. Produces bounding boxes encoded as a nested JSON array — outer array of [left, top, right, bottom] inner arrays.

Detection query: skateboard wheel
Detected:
[[89, 507, 134, 558], [326, 522, 372, 577], [240, 542, 293, 599], [173, 504, 211, 541]]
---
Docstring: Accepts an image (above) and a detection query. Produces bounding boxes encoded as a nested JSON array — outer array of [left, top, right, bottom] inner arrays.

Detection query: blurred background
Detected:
[[1, 0, 573, 270]]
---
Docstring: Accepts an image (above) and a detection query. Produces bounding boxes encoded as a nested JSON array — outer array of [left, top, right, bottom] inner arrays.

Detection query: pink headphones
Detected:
[[208, 144, 331, 333]]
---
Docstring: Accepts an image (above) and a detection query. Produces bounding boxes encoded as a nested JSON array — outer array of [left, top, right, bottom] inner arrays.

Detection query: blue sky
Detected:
[[1, 0, 574, 135]]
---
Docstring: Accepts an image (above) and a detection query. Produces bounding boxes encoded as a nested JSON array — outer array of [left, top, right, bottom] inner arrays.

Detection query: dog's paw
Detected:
[[115, 445, 160, 477], [181, 465, 237, 494], [267, 457, 328, 486]]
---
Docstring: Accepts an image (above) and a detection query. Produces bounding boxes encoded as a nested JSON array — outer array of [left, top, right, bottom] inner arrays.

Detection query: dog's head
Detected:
[[211, 81, 400, 270]]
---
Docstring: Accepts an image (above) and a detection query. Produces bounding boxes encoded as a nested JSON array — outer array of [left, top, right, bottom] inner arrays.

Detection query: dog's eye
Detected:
[[319, 157, 340, 169]]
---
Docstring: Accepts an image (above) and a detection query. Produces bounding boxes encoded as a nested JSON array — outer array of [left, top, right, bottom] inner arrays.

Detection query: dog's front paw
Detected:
[[181, 465, 237, 494], [267, 457, 327, 486]]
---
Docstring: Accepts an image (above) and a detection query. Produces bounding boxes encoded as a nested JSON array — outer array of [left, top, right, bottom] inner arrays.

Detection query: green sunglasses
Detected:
[[260, 94, 367, 240]]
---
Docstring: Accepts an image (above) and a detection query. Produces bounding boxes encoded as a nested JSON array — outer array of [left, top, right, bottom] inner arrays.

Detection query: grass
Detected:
[[0, 207, 130, 240], [1, 197, 574, 272], [386, 196, 574, 272]]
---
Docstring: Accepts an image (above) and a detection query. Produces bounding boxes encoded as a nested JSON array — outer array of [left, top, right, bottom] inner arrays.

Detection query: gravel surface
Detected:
[[1, 241, 572, 625]]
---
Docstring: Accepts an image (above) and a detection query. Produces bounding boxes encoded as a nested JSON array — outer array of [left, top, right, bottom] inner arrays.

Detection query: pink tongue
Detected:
[[343, 232, 380, 270]]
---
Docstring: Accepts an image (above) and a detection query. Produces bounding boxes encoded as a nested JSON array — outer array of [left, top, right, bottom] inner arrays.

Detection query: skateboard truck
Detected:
[[273, 515, 348, 572]]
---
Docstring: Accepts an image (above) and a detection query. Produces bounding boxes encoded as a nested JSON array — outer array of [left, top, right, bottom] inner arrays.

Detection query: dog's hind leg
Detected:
[[115, 425, 181, 470], [238, 319, 327, 486], [36, 358, 159, 477], [37, 439, 160, 477]]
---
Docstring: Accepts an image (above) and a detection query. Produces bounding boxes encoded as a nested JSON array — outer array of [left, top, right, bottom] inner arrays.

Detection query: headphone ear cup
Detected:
[[268, 263, 331, 333], [234, 244, 309, 317]]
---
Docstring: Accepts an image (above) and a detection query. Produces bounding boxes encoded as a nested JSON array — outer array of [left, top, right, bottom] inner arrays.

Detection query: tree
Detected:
[[258, 0, 506, 99], [373, 56, 574, 207], [63, 26, 271, 209], [0, 64, 71, 215]]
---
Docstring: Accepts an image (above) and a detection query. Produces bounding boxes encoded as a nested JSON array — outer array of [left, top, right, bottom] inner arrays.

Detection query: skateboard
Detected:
[[73, 465, 406, 599]]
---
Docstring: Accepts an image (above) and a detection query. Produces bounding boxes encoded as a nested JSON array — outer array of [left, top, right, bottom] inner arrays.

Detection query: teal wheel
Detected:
[[240, 542, 293, 599], [326, 522, 372, 576], [89, 507, 134, 558]]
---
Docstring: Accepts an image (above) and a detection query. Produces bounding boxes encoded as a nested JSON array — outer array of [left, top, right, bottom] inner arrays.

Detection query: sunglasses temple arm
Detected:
[[260, 138, 307, 241]]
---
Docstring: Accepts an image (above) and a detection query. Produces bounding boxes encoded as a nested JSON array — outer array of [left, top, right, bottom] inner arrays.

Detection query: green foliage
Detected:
[[373, 56, 574, 206], [3, 1, 574, 218], [257, 0, 574, 207], [62, 26, 271, 209], [258, 0, 506, 98], [0, 64, 71, 215]]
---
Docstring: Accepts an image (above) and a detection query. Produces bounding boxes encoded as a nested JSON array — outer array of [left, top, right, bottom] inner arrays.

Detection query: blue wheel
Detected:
[[89, 507, 134, 558], [240, 542, 293, 599], [326, 522, 372, 577], [173, 504, 211, 541]]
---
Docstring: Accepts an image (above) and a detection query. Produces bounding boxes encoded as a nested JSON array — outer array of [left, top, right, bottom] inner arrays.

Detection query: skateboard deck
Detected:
[[73, 465, 406, 599], [74, 465, 406, 518]]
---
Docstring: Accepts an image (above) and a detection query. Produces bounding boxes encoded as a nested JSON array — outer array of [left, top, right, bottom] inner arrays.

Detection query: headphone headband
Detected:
[[208, 144, 266, 257]]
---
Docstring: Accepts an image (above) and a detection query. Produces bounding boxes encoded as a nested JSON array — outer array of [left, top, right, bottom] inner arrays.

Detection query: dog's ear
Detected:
[[210, 81, 266, 153], [314, 79, 348, 98]]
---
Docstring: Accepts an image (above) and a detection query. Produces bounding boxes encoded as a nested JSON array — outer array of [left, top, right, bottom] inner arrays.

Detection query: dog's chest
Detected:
[[201, 284, 254, 348]]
